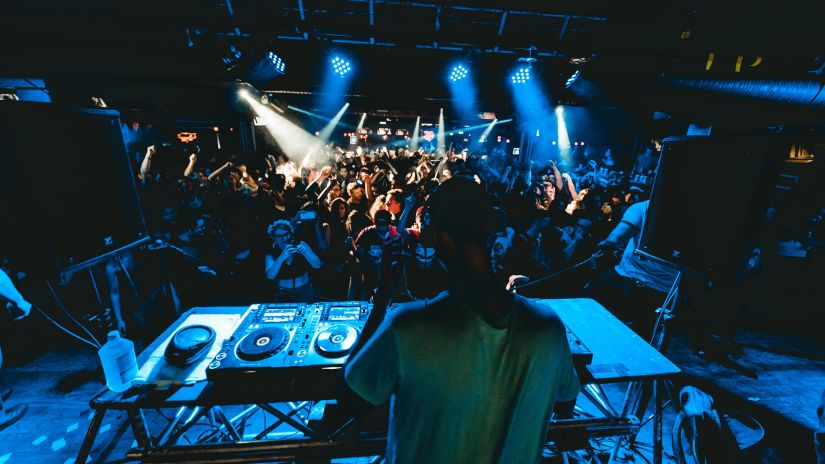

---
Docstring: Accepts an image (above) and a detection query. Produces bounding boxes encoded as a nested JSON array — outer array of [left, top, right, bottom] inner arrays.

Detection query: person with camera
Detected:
[[401, 206, 449, 300], [264, 220, 321, 302], [351, 210, 403, 300]]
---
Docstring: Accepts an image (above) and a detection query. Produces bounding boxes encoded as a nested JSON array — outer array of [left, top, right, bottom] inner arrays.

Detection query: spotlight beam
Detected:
[[286, 105, 327, 121], [240, 91, 323, 159], [444, 118, 513, 137], [556, 106, 571, 156], [287, 104, 355, 130], [447, 62, 478, 122], [356, 112, 367, 132], [437, 108, 445, 154], [479, 119, 498, 143], [319, 102, 350, 141], [411, 116, 421, 150]]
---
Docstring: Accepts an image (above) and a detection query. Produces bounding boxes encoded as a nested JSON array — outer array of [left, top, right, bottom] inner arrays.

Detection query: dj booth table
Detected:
[[76, 299, 679, 464]]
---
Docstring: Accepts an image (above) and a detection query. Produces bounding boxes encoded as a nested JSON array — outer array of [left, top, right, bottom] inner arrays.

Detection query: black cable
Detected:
[[31, 303, 100, 349], [511, 253, 602, 291], [116, 256, 141, 302], [89, 267, 104, 310], [45, 280, 102, 347]]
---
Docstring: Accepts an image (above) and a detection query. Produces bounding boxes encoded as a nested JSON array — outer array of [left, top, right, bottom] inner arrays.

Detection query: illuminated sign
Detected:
[[177, 132, 198, 143]]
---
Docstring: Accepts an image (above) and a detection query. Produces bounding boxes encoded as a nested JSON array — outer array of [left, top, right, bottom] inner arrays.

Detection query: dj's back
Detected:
[[345, 292, 580, 464]]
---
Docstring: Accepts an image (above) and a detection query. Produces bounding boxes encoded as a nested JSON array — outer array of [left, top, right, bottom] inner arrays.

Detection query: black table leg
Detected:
[[653, 380, 663, 464], [76, 409, 105, 464]]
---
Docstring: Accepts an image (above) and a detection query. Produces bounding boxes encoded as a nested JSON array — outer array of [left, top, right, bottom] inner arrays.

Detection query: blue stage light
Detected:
[[331, 56, 352, 77], [449, 65, 469, 82], [266, 52, 286, 74], [565, 70, 580, 88], [511, 67, 531, 84]]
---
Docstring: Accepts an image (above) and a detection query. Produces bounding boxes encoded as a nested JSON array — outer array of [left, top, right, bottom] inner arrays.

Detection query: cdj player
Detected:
[[205, 300, 591, 402], [206, 301, 372, 399]]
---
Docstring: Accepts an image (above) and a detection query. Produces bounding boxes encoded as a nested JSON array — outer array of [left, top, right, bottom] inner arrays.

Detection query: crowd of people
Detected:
[[109, 137, 658, 338]]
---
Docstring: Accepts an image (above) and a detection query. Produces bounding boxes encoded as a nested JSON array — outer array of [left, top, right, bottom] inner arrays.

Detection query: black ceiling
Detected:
[[1, 1, 823, 118]]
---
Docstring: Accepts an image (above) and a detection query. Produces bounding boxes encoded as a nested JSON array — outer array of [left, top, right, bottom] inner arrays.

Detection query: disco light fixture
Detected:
[[267, 51, 286, 74], [221, 44, 243, 70], [511, 67, 531, 84], [565, 70, 581, 89], [449, 65, 469, 82], [331, 56, 352, 77]]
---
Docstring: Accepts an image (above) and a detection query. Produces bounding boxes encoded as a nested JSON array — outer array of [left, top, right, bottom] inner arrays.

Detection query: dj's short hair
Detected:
[[427, 176, 494, 245]]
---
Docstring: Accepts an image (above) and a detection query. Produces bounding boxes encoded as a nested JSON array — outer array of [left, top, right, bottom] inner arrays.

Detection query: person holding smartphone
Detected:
[[264, 220, 321, 302]]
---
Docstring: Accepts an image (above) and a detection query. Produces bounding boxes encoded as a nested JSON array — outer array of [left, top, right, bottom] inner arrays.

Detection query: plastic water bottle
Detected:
[[98, 331, 138, 392]]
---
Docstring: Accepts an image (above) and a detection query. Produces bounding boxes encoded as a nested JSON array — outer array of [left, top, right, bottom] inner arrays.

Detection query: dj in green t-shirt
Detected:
[[342, 177, 579, 464]]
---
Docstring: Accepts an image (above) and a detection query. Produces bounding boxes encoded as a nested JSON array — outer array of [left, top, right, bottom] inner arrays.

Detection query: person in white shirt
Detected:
[[590, 199, 679, 337]]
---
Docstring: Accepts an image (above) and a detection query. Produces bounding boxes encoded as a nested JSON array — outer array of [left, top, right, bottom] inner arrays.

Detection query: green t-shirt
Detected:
[[344, 292, 580, 464]]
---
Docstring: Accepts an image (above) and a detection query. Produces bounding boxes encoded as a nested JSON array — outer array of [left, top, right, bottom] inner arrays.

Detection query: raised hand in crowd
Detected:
[[183, 153, 198, 177]]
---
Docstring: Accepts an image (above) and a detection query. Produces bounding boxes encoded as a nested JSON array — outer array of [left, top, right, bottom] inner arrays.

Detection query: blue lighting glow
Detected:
[[447, 63, 477, 121], [509, 64, 554, 161], [511, 67, 531, 84], [449, 65, 469, 82], [267, 52, 286, 74], [331, 56, 352, 77], [318, 53, 353, 114]]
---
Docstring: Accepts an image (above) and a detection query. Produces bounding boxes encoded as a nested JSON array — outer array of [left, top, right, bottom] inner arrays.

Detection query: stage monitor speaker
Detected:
[[0, 103, 148, 277], [637, 136, 785, 280]]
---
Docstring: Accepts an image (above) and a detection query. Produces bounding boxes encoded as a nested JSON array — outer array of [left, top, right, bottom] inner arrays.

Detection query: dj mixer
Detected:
[[206, 301, 372, 396]]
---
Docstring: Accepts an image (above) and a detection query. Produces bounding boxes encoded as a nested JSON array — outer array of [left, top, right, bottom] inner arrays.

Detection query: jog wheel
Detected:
[[315, 325, 359, 358], [237, 327, 289, 361]]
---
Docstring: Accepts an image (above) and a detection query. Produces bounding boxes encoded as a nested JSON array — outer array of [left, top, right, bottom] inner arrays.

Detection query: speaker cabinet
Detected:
[[0, 103, 148, 276], [637, 136, 784, 280]]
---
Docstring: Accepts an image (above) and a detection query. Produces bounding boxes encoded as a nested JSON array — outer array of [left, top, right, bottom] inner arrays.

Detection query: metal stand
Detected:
[[77, 301, 681, 463], [605, 273, 680, 464], [76, 410, 105, 464], [76, 399, 315, 462]]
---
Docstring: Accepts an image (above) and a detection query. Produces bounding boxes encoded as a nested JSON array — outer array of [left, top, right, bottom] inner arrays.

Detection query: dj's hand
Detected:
[[506, 275, 529, 292], [296, 242, 310, 256]]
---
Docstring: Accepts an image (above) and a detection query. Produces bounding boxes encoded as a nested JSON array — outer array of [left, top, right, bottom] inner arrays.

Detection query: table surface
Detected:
[[536, 298, 680, 383], [93, 306, 248, 408], [93, 298, 679, 408]]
